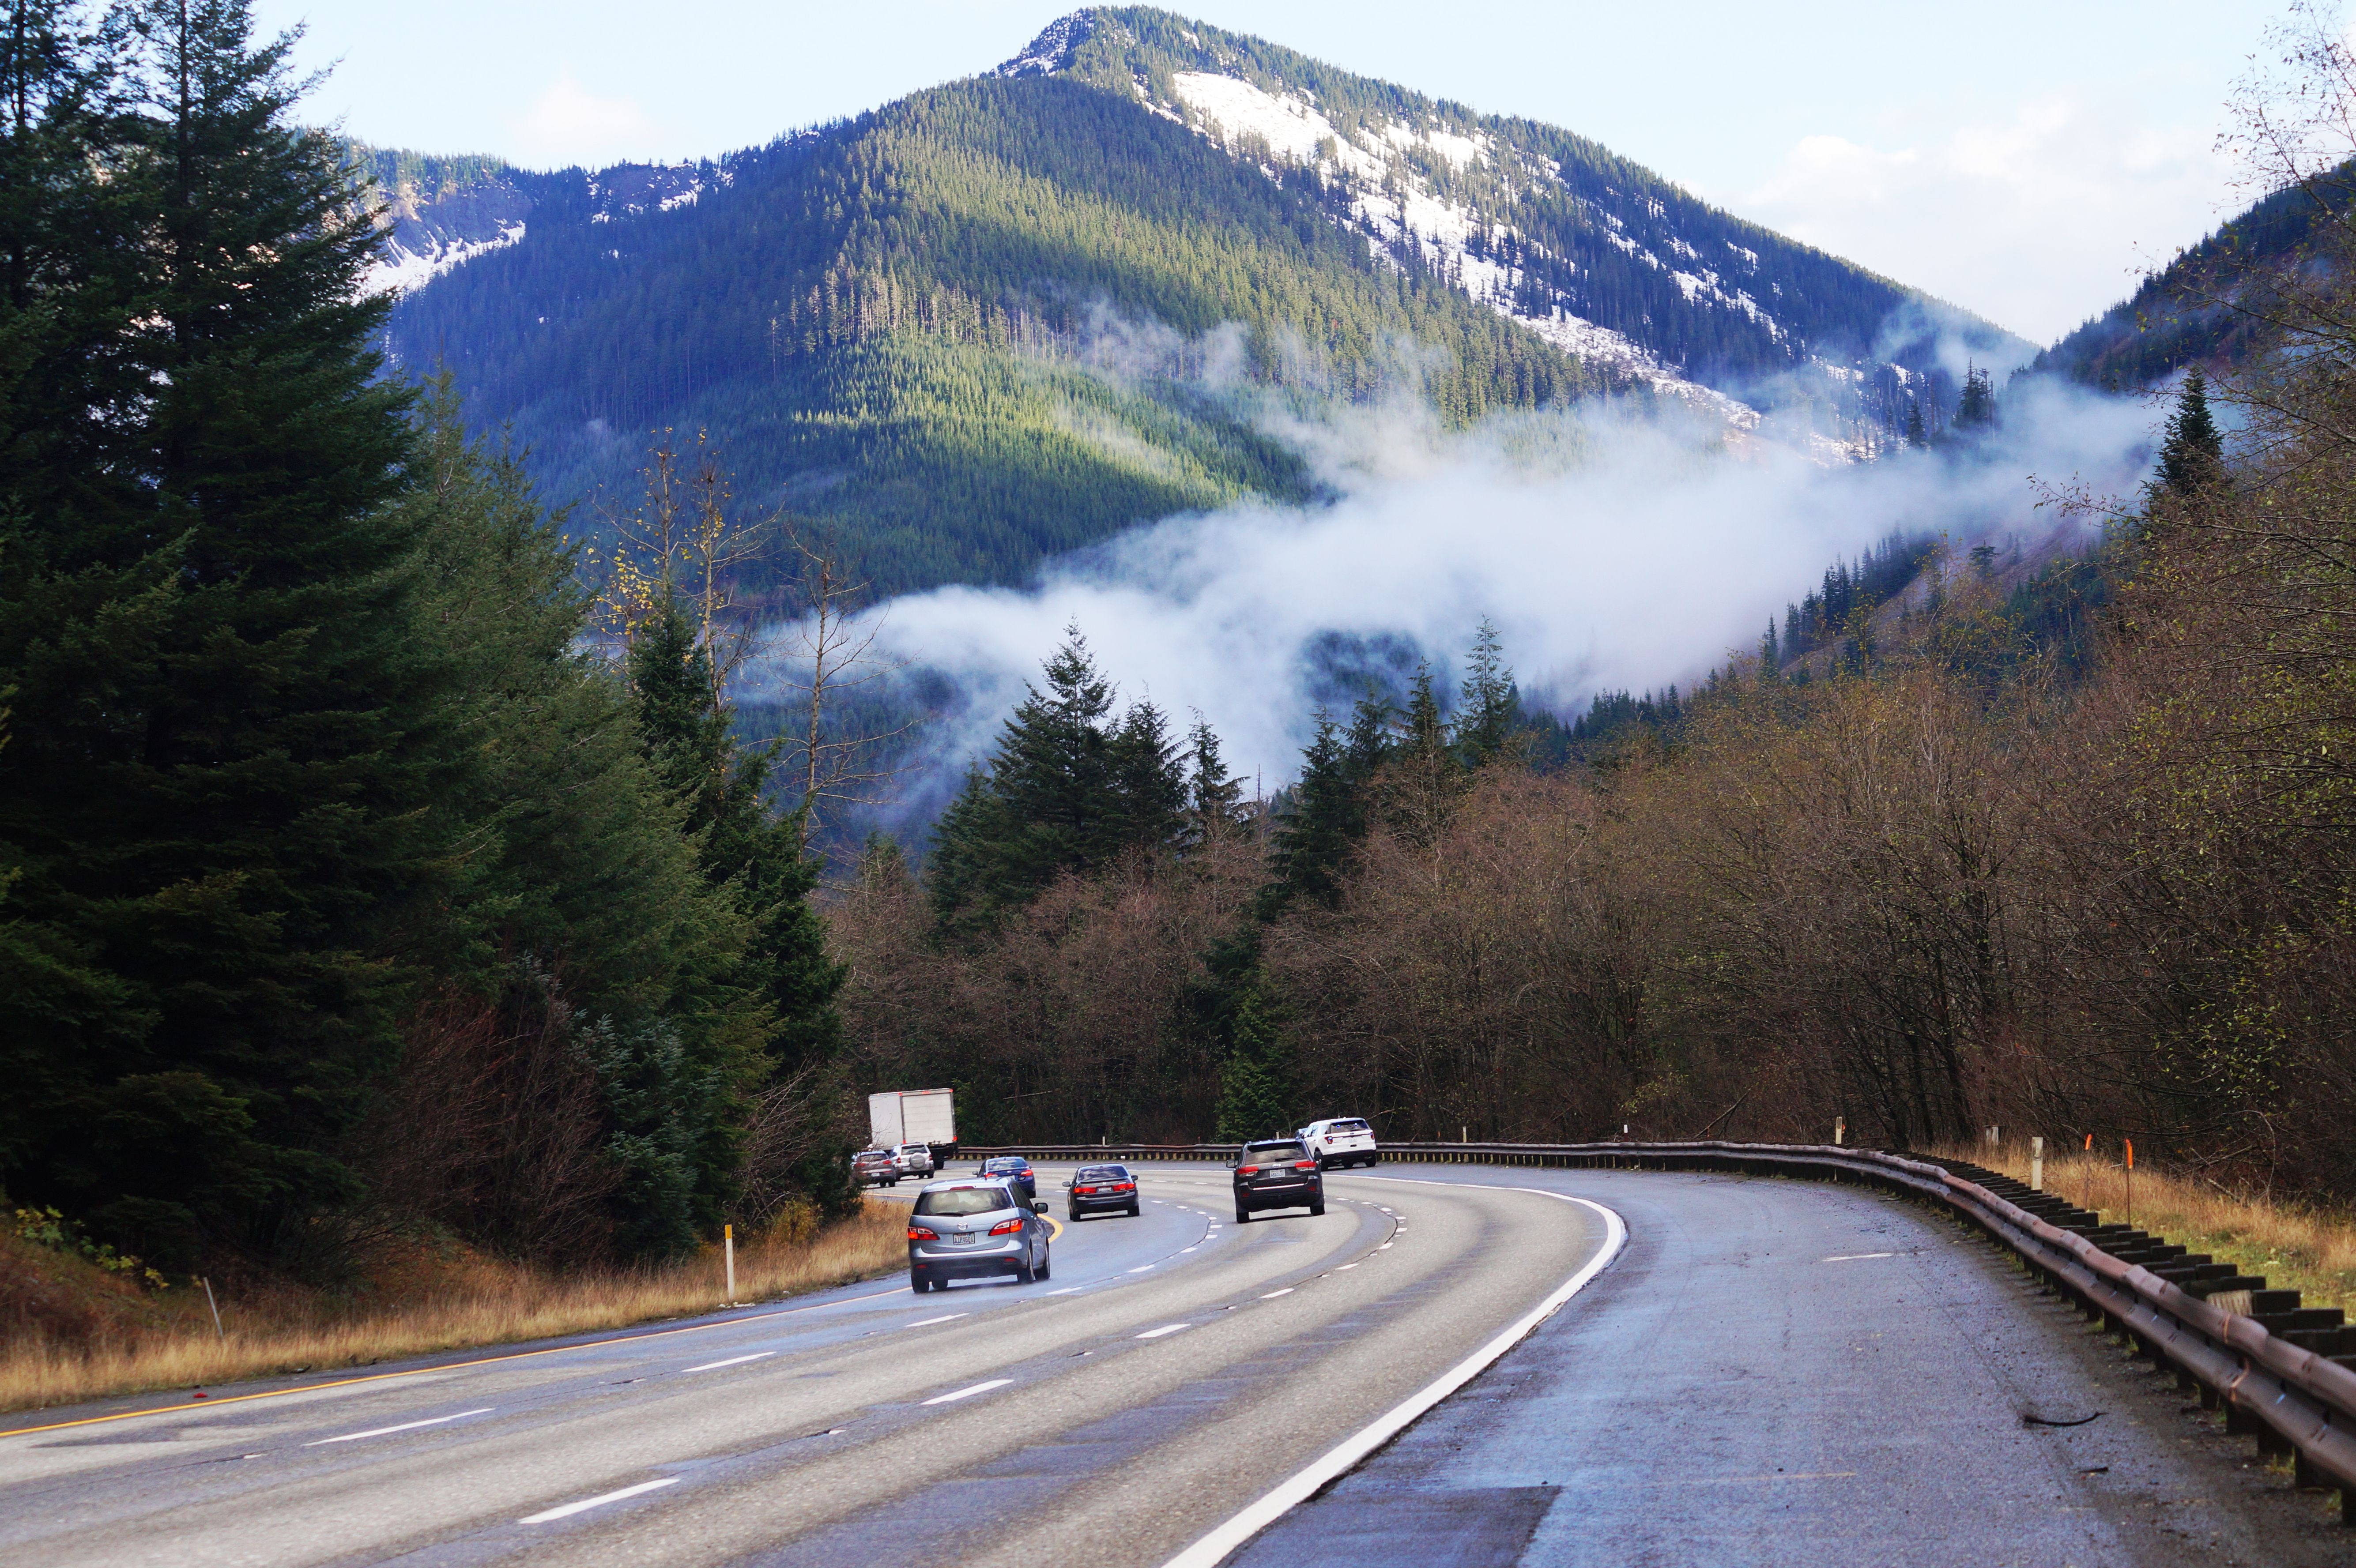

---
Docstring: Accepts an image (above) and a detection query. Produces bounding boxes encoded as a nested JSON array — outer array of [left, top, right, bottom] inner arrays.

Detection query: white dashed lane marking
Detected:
[[308, 1408, 494, 1446], [521, 1478, 680, 1525]]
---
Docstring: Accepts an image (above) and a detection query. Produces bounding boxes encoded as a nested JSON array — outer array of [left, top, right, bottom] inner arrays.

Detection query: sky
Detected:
[[251, 0, 2297, 345]]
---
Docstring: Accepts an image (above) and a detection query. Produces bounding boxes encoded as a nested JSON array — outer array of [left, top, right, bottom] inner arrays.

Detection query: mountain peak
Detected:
[[997, 10, 1102, 79]]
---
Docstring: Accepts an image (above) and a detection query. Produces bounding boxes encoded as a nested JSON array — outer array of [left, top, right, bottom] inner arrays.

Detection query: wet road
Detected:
[[0, 1166, 1610, 1567], [3, 1163, 2341, 1567]]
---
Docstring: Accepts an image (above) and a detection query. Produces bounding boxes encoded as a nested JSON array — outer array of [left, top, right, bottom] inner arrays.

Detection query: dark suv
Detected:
[[1233, 1139, 1324, 1223]]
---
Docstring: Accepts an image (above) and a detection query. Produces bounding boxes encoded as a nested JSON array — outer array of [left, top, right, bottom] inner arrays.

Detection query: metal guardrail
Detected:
[[963, 1138, 2356, 1522]]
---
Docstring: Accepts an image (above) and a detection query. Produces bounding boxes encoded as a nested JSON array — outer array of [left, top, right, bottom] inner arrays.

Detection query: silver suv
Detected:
[[907, 1181, 1051, 1291], [892, 1141, 936, 1178]]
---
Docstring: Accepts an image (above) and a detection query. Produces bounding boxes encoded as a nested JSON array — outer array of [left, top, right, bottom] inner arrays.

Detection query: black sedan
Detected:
[[1066, 1163, 1140, 1221], [976, 1156, 1037, 1203]]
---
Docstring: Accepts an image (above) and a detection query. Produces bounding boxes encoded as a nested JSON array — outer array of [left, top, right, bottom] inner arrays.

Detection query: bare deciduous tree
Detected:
[[767, 527, 917, 844]]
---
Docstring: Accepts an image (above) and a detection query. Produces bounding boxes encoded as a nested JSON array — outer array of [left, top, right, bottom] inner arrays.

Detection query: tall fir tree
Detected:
[[1455, 617, 1517, 767], [1183, 714, 1247, 848], [928, 630, 1192, 923], [0, 0, 439, 1263], [2156, 365, 2224, 498]]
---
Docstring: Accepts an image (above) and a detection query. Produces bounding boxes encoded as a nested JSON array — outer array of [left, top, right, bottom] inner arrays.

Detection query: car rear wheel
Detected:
[[1037, 1247, 1051, 1280], [1235, 1206, 1250, 1224], [1310, 1199, 1326, 1216], [909, 1267, 926, 1292], [1127, 1202, 1140, 1218], [1015, 1255, 1036, 1285]]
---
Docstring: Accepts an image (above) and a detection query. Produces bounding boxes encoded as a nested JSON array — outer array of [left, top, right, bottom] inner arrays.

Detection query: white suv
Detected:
[[892, 1142, 936, 1178], [1298, 1118, 1379, 1169]]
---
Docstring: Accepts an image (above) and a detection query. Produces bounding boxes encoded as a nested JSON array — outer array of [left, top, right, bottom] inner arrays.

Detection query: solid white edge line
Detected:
[[307, 1407, 494, 1445], [921, 1377, 1013, 1406], [681, 1351, 775, 1372], [520, 1476, 681, 1524], [1158, 1185, 1626, 1568]]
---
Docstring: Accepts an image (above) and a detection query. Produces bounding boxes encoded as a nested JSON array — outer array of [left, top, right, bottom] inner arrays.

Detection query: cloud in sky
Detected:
[[505, 66, 662, 170], [1736, 86, 2231, 342], [749, 376, 2161, 815]]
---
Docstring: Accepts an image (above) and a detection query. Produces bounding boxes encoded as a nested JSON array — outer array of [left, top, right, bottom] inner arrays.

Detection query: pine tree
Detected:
[[627, 593, 846, 1240], [1905, 399, 1927, 448], [1953, 362, 1996, 431], [0, 0, 441, 1263], [1183, 714, 1247, 848], [1212, 986, 1293, 1143], [927, 630, 1193, 921], [1455, 617, 1517, 767], [1109, 698, 1186, 855], [2156, 365, 2224, 497], [1268, 712, 1353, 910], [1386, 659, 1463, 844]]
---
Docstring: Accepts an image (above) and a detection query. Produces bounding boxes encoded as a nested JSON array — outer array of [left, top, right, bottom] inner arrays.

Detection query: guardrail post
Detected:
[[2031, 1136, 2043, 1192]]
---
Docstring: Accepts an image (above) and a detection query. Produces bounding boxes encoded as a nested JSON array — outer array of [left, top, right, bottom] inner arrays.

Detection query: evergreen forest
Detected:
[[0, 0, 853, 1279]]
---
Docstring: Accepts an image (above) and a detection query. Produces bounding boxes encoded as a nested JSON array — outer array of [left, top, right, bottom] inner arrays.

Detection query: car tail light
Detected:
[[907, 1225, 938, 1241], [1115, 1182, 1134, 1192], [1296, 1160, 1316, 1171], [988, 1216, 1025, 1236], [1076, 1186, 1097, 1195]]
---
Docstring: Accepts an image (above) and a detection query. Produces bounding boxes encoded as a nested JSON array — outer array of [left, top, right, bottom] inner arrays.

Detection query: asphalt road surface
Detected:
[[2, 1164, 2345, 1568]]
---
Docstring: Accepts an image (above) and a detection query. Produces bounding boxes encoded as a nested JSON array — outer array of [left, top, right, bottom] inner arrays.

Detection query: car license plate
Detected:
[[954, 1233, 977, 1246]]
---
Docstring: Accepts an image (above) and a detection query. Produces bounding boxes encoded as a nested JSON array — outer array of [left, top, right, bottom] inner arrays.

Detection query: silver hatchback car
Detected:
[[907, 1180, 1052, 1292]]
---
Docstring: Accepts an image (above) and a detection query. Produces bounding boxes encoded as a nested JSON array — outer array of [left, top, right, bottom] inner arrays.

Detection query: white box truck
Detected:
[[869, 1089, 957, 1155]]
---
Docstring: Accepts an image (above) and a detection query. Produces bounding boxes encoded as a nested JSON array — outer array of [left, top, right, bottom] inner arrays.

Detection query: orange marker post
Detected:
[[2082, 1133, 2094, 1213]]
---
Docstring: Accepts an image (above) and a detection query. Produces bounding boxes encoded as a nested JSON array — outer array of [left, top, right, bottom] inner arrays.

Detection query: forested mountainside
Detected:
[[375, 7, 2027, 600], [2032, 170, 2349, 388], [1009, 10, 2027, 430]]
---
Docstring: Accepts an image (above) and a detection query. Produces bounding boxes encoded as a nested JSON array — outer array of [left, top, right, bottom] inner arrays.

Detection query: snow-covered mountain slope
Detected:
[[349, 145, 720, 298], [1000, 8, 2031, 453]]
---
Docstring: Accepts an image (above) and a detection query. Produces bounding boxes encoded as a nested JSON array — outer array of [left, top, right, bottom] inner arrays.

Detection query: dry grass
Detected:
[[0, 1201, 908, 1417], [1933, 1143, 2356, 1316]]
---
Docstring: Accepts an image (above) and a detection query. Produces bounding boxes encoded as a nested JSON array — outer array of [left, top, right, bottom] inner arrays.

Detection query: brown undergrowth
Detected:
[[0, 1200, 907, 1417], [1933, 1143, 2356, 1317]]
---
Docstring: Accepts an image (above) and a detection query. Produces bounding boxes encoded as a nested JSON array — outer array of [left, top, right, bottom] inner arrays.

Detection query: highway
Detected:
[[1, 1164, 2344, 1567]]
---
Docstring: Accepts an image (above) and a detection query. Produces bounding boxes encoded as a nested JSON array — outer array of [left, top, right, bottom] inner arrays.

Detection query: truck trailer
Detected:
[[868, 1089, 957, 1160]]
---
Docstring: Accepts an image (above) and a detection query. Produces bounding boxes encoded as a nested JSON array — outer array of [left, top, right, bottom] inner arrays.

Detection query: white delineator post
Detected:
[[724, 1224, 736, 1304], [2031, 1136, 2044, 1192], [1833, 1117, 1845, 1147]]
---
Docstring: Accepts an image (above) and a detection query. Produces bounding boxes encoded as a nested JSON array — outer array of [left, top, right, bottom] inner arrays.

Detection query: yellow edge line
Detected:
[[0, 1280, 906, 1440]]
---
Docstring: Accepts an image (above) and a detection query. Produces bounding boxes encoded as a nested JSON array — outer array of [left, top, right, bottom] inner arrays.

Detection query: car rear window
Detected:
[[1328, 1120, 1370, 1133], [1244, 1144, 1308, 1165], [983, 1160, 1026, 1173], [913, 1186, 1014, 1217], [1076, 1166, 1129, 1182]]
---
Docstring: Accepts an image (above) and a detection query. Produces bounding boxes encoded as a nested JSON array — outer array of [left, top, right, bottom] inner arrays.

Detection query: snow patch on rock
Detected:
[[362, 222, 525, 297]]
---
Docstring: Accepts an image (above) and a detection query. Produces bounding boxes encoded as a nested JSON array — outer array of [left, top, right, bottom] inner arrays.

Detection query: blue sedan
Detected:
[[976, 1156, 1037, 1202]]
